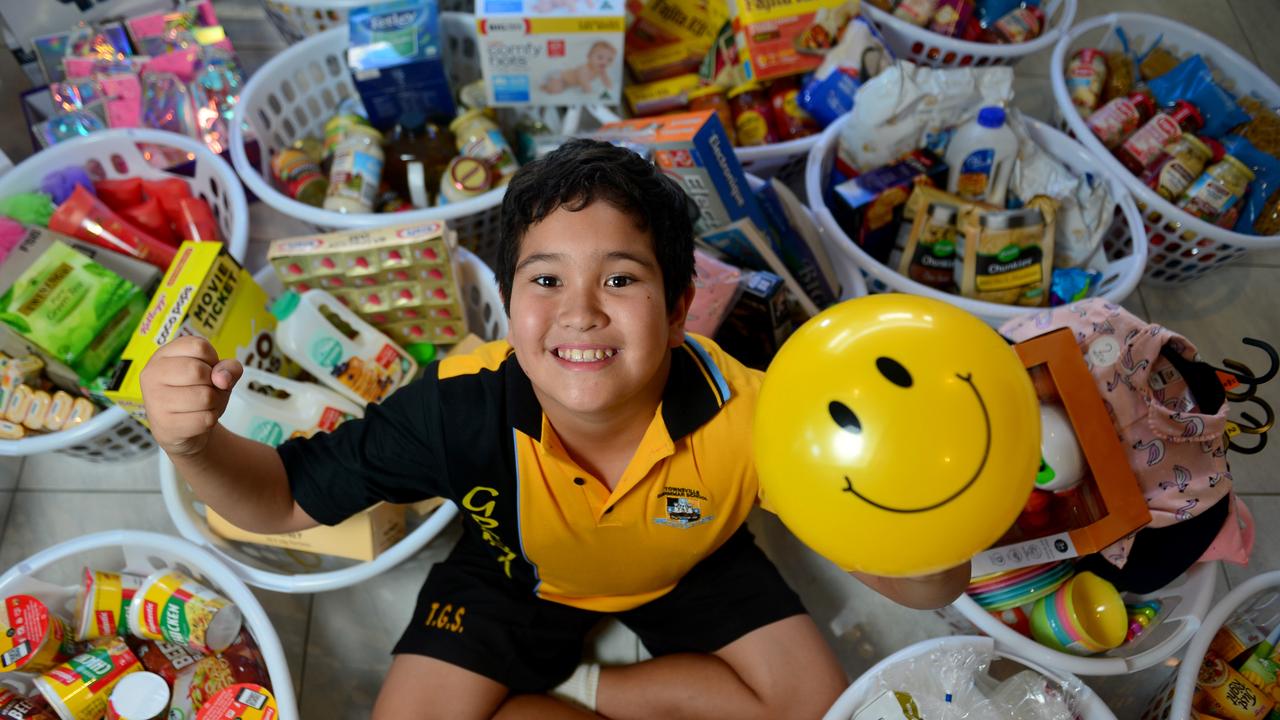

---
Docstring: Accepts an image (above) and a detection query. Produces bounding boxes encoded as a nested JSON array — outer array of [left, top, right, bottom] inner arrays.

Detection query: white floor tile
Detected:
[[1140, 264, 1280, 494], [0, 457, 22, 491], [1228, 0, 1280, 81], [0, 490, 11, 544], [19, 451, 160, 492], [1074, 0, 1255, 60], [1224, 495, 1280, 588]]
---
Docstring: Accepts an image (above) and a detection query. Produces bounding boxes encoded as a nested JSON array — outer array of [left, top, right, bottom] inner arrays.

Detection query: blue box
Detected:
[[347, 0, 456, 129]]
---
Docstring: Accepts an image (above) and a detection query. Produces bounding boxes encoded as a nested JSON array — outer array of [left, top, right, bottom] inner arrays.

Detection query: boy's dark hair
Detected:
[[496, 138, 696, 314]]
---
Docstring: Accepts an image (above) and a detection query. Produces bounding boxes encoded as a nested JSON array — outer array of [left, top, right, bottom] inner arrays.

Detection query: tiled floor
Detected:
[[0, 0, 1277, 717]]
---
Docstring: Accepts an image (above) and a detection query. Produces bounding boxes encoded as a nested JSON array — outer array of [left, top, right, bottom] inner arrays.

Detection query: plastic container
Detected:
[[322, 125, 383, 214], [159, 246, 506, 593], [945, 106, 1018, 206], [0, 128, 249, 462], [0, 530, 297, 719], [230, 15, 618, 266], [822, 636, 1116, 720], [805, 113, 1147, 327], [1051, 13, 1280, 284], [862, 0, 1077, 69], [222, 366, 364, 448]]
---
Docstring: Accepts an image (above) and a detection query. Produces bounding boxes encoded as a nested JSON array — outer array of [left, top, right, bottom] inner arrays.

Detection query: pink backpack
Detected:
[[1001, 299, 1253, 569]]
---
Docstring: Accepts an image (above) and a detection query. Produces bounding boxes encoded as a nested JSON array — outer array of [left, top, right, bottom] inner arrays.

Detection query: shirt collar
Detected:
[[504, 335, 731, 443]]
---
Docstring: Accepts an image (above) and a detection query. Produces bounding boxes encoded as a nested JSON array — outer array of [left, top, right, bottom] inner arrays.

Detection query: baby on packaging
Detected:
[[541, 41, 617, 94]]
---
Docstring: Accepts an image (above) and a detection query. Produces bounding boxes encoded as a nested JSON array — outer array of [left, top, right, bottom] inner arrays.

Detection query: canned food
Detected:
[[0, 596, 75, 675], [127, 571, 242, 655], [728, 82, 779, 147], [271, 149, 328, 207]]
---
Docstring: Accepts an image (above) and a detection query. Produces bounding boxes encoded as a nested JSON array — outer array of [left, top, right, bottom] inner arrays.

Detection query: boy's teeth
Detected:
[[557, 348, 616, 362]]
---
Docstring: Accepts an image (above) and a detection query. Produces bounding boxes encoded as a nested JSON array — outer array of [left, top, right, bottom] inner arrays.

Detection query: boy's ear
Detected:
[[667, 284, 697, 348]]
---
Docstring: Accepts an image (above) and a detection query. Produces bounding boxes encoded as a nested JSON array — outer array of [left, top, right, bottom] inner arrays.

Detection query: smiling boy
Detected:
[[140, 139, 968, 719]]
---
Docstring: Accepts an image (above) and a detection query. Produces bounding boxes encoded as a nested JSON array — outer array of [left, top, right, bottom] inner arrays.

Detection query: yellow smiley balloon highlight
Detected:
[[755, 294, 1040, 577]]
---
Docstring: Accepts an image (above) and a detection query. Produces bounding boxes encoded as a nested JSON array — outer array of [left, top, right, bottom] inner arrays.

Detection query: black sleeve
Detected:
[[277, 364, 449, 526]]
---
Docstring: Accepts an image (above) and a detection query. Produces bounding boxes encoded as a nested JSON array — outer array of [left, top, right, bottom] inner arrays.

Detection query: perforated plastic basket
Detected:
[[0, 530, 298, 719], [1050, 13, 1280, 284], [0, 128, 250, 462], [804, 113, 1148, 327], [862, 0, 1076, 69], [159, 246, 505, 593], [823, 636, 1116, 720], [260, 0, 473, 43]]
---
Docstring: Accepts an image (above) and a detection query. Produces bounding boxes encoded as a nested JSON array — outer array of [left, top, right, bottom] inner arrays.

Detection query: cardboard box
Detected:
[[346, 0, 456, 128], [731, 0, 859, 83], [105, 242, 293, 426], [206, 502, 407, 562], [625, 0, 728, 82], [969, 328, 1152, 577], [714, 269, 791, 370], [476, 0, 625, 107]]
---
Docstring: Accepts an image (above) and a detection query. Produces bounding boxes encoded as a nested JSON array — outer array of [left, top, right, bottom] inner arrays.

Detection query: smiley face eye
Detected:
[[829, 401, 861, 434], [876, 357, 913, 388]]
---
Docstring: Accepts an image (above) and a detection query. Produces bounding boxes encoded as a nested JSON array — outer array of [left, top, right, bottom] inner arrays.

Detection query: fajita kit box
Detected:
[[476, 0, 626, 107], [347, 0, 456, 129], [731, 0, 860, 83], [267, 220, 467, 347], [206, 502, 407, 563], [105, 242, 294, 426]]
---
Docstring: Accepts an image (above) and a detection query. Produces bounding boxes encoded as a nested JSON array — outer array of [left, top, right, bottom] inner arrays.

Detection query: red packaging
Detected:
[[768, 78, 818, 141], [141, 178, 193, 229], [1086, 91, 1156, 149], [176, 197, 220, 243], [118, 197, 177, 245], [93, 179, 144, 212], [0, 693, 56, 720], [218, 629, 270, 689], [928, 0, 975, 36], [132, 638, 202, 686], [48, 186, 177, 269], [1116, 100, 1203, 176]]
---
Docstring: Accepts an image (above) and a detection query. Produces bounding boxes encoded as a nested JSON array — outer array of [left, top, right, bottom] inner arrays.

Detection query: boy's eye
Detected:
[[605, 276, 633, 288], [533, 275, 560, 288]]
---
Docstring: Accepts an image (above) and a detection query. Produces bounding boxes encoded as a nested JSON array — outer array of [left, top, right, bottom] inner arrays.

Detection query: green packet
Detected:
[[0, 241, 145, 382]]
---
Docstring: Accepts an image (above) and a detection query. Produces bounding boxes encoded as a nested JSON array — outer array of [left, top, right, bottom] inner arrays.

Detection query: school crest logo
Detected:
[[654, 487, 713, 528]]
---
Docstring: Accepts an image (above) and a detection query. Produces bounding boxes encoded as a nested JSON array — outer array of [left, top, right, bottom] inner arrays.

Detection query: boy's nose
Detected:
[[558, 287, 607, 332]]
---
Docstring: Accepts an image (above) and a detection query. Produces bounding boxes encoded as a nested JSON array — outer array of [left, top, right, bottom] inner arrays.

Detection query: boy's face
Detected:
[[507, 201, 691, 421]]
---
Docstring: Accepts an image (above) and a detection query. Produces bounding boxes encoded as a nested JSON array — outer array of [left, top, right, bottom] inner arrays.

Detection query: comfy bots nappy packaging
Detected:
[[476, 0, 625, 107]]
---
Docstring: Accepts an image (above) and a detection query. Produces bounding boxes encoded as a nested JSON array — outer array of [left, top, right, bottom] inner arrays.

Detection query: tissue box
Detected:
[[476, 0, 625, 107], [347, 0, 456, 128]]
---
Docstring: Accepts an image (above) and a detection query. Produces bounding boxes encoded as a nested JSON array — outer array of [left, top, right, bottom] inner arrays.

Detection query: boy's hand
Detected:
[[140, 336, 243, 458], [853, 560, 972, 611]]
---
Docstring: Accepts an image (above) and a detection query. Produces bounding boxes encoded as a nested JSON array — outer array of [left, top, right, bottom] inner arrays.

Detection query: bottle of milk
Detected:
[[271, 290, 418, 405], [221, 366, 365, 447], [945, 106, 1018, 206]]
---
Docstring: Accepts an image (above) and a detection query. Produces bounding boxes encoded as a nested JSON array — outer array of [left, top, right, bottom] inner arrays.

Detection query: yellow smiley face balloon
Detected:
[[755, 294, 1040, 577]]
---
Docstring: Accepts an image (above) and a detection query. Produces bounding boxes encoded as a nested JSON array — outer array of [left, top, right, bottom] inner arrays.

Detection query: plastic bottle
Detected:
[[221, 366, 365, 447], [271, 289, 418, 405], [1115, 100, 1202, 176], [945, 106, 1018, 206], [383, 110, 456, 208], [323, 125, 384, 214]]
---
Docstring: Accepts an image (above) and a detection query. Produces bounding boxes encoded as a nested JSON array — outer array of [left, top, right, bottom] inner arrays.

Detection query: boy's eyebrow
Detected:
[[605, 251, 657, 269], [515, 252, 564, 273], [515, 251, 656, 272]]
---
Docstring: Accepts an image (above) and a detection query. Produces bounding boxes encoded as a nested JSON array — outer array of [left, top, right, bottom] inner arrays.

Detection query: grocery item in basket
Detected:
[[105, 671, 167, 720], [900, 198, 961, 291], [194, 684, 275, 720], [1086, 90, 1155, 150], [1102, 51, 1134, 104], [831, 149, 948, 263], [1236, 96, 1280, 159], [21, 390, 49, 432], [345, 0, 455, 129], [768, 77, 819, 141], [798, 16, 890, 128], [1209, 620, 1267, 665], [33, 638, 140, 720], [1142, 134, 1216, 202], [175, 198, 219, 244], [729, 0, 856, 83], [955, 197, 1056, 306], [64, 399, 96, 430], [625, 0, 727, 83], [1138, 46, 1181, 82], [0, 421, 25, 440], [727, 82, 780, 147], [118, 199, 176, 246], [945, 106, 1017, 205], [450, 110, 519, 186], [438, 157, 496, 205], [271, 289, 417, 405], [0, 596, 76, 675], [0, 691, 55, 720], [927, 0, 975, 36], [129, 571, 242, 655], [75, 569, 144, 641], [1178, 154, 1255, 226], [1196, 654, 1274, 720], [0, 240, 147, 384], [222, 366, 363, 447], [625, 73, 702, 117], [4, 386, 33, 426], [985, 4, 1043, 43], [477, 0, 625, 107], [1029, 571, 1126, 655], [840, 63, 1014, 171], [47, 186, 175, 271], [1049, 268, 1102, 306], [1065, 49, 1107, 115], [92, 180, 144, 214], [1116, 100, 1204, 176], [323, 125, 384, 215], [686, 86, 736, 145], [137, 179, 191, 233], [323, 114, 369, 162], [1148, 54, 1252, 140], [1221, 135, 1280, 236], [38, 168, 95, 207], [270, 149, 327, 208], [893, 0, 938, 26], [0, 195, 56, 229]]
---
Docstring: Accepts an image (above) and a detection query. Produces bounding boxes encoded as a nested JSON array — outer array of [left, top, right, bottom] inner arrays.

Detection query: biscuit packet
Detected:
[[956, 196, 1057, 306]]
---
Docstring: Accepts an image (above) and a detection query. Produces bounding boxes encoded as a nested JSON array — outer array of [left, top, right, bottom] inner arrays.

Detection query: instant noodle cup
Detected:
[[104, 672, 168, 720], [195, 684, 276, 720], [32, 638, 140, 720], [0, 596, 76, 675], [128, 572, 242, 655], [75, 569, 144, 641]]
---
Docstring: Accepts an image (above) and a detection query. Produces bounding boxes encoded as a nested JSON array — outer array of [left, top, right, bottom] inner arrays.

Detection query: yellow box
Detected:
[[625, 72, 702, 116], [206, 503, 407, 562], [731, 0, 859, 82], [105, 242, 291, 426]]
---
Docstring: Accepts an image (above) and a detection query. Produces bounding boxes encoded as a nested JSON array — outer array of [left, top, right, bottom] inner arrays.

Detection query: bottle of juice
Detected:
[[221, 366, 364, 447], [271, 289, 418, 405]]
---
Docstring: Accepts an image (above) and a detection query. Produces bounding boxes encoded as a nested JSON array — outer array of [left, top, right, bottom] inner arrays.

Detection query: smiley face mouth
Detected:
[[841, 372, 992, 514]]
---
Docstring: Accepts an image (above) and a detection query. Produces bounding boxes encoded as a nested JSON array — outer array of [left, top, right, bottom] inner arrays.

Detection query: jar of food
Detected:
[[271, 148, 328, 207], [323, 113, 369, 162], [687, 85, 736, 145], [439, 156, 496, 205], [1178, 154, 1255, 225], [1066, 48, 1107, 115], [768, 77, 819, 141], [988, 5, 1044, 43], [1116, 100, 1203, 176], [728, 82, 779, 147], [1141, 134, 1213, 201], [1085, 90, 1155, 149], [323, 125, 384, 214], [449, 109, 519, 185]]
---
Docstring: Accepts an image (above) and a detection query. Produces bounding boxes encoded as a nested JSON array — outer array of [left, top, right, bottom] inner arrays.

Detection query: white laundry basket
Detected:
[[0, 128, 250, 462], [804, 113, 1147, 327], [160, 246, 506, 593], [229, 14, 618, 267], [0, 530, 298, 719], [947, 562, 1218, 677], [823, 636, 1116, 720], [862, 0, 1076, 69], [261, 0, 474, 43], [1050, 13, 1280, 285]]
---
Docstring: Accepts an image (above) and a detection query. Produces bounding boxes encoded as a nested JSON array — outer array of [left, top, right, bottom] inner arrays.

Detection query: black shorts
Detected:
[[392, 526, 807, 694]]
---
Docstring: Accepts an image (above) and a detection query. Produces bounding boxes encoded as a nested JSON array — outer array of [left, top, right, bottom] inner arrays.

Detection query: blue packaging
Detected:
[[799, 72, 861, 128], [347, 0, 456, 129], [1221, 135, 1280, 235], [1148, 55, 1250, 139]]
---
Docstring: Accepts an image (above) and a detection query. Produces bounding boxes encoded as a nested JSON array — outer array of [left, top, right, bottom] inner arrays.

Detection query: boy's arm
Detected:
[[852, 561, 972, 610]]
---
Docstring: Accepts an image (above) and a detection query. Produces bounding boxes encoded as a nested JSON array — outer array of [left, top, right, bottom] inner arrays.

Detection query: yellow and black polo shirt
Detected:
[[279, 334, 768, 612]]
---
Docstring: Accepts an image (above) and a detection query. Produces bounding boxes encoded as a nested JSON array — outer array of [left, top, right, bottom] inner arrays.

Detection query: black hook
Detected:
[[1226, 397, 1275, 455], [1218, 338, 1279, 401]]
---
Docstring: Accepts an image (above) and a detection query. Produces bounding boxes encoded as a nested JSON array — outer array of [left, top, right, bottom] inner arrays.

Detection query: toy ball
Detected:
[[754, 294, 1041, 577], [1036, 402, 1086, 492]]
